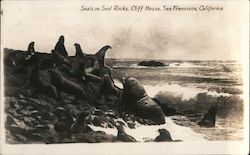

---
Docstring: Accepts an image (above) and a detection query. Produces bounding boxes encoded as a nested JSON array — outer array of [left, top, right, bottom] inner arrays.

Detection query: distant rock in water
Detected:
[[198, 104, 217, 127], [138, 60, 165, 67]]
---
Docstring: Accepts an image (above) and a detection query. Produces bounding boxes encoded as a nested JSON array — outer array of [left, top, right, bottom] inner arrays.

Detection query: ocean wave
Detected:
[[143, 83, 230, 100], [144, 83, 243, 119], [113, 62, 202, 69], [168, 62, 203, 68]]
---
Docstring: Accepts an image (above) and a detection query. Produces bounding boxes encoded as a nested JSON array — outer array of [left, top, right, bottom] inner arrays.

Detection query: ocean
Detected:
[[106, 59, 244, 141]]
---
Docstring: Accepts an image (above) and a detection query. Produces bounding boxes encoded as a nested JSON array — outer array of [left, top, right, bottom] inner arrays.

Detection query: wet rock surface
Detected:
[[4, 45, 163, 144]]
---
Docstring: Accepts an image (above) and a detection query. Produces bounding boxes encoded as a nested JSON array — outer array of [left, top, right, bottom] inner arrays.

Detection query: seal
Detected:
[[154, 128, 182, 142], [74, 43, 84, 57], [51, 49, 71, 67], [98, 74, 121, 97], [8, 42, 38, 75], [122, 77, 165, 124], [198, 103, 217, 127], [54, 35, 68, 57], [70, 45, 112, 77], [49, 69, 86, 100], [29, 65, 59, 99], [13, 41, 36, 67], [154, 129, 173, 142], [94, 45, 111, 67], [116, 125, 136, 142], [64, 112, 90, 136]]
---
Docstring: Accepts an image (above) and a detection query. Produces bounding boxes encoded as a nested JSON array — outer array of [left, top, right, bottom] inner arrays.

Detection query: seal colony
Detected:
[[4, 35, 213, 143]]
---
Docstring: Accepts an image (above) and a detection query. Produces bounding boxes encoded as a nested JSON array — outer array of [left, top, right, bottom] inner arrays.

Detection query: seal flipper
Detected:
[[27, 42, 35, 54], [25, 42, 36, 62], [94, 45, 111, 67], [74, 43, 84, 57], [55, 35, 68, 57]]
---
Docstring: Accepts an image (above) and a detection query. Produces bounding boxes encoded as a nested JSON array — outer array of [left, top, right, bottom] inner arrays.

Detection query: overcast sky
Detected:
[[1, 1, 248, 60]]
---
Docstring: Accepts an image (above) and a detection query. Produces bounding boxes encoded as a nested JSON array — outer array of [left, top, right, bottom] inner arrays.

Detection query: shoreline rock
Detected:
[[138, 60, 165, 67]]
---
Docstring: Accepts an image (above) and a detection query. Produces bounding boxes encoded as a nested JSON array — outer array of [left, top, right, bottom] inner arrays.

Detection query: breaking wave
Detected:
[[144, 83, 230, 100]]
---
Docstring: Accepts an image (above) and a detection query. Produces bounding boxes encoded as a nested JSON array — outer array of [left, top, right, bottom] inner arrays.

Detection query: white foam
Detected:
[[113, 79, 123, 89], [144, 83, 205, 100], [89, 117, 207, 142], [168, 62, 201, 68], [144, 83, 231, 100]]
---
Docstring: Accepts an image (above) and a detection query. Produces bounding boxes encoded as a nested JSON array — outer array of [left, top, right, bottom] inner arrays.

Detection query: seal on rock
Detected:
[[98, 74, 121, 98], [49, 69, 86, 100], [154, 128, 182, 142], [154, 129, 173, 142], [72, 45, 112, 77], [116, 125, 136, 142], [29, 65, 59, 99], [198, 104, 217, 127], [51, 50, 71, 68], [12, 42, 36, 67], [122, 77, 165, 124], [74, 43, 84, 57], [54, 35, 68, 57], [95, 45, 111, 68]]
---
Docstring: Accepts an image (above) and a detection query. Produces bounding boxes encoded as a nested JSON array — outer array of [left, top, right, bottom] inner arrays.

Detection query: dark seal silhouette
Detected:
[[12, 42, 36, 67], [54, 35, 68, 57], [154, 129, 173, 142], [116, 125, 136, 142], [98, 74, 121, 97], [29, 65, 59, 99], [51, 49, 71, 67], [198, 104, 217, 127], [74, 43, 84, 57], [95, 45, 111, 68], [49, 69, 86, 100], [122, 77, 165, 124]]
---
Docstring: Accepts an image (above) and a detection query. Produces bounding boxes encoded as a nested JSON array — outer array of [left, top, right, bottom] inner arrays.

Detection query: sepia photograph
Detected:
[[0, 0, 249, 154]]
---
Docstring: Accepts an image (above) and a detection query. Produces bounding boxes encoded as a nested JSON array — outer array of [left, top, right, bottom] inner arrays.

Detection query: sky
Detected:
[[1, 0, 248, 60]]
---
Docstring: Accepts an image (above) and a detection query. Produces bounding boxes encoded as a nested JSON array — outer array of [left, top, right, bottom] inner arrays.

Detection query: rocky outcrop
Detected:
[[138, 60, 165, 67], [3, 41, 166, 144]]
